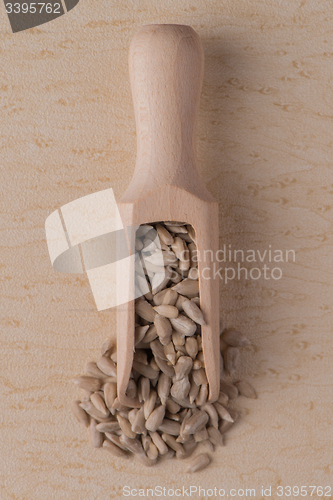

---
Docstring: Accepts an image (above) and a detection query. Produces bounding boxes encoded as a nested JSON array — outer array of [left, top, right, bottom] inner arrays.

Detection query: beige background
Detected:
[[1, 1, 332, 499]]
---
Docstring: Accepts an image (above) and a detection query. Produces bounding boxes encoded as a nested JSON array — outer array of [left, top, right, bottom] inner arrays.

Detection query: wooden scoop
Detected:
[[117, 24, 219, 407]]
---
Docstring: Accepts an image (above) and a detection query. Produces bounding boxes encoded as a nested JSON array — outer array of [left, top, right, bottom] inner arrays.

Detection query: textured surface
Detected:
[[1, 1, 332, 498]]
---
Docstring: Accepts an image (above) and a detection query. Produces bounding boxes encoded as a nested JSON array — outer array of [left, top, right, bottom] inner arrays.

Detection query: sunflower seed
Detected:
[[167, 225, 188, 233], [217, 392, 229, 406], [170, 315, 196, 336], [192, 368, 207, 386], [104, 433, 128, 450], [161, 433, 184, 454], [103, 439, 128, 457], [202, 404, 219, 429], [104, 382, 117, 410], [130, 406, 145, 434], [138, 377, 150, 403], [163, 342, 176, 365], [158, 419, 181, 436], [194, 427, 209, 442], [176, 433, 191, 444], [132, 361, 159, 379], [149, 431, 168, 455], [161, 251, 179, 268], [111, 397, 128, 412], [174, 356, 193, 381], [135, 325, 150, 345], [157, 373, 171, 405], [152, 289, 170, 306], [235, 380, 257, 399], [128, 408, 138, 425], [134, 350, 148, 365], [73, 376, 101, 393], [154, 314, 172, 345], [147, 441, 159, 460], [195, 384, 208, 406], [185, 337, 198, 359], [219, 381, 238, 400], [137, 274, 153, 299], [207, 427, 223, 446], [186, 225, 196, 242], [117, 415, 137, 439], [177, 437, 197, 459], [119, 434, 144, 454], [96, 356, 117, 377], [152, 268, 172, 294], [145, 405, 166, 432], [185, 453, 210, 473], [171, 376, 191, 400], [143, 261, 166, 274], [100, 337, 116, 356], [172, 279, 199, 298], [182, 410, 209, 435], [218, 419, 234, 435], [135, 299, 156, 322], [142, 434, 151, 452], [187, 267, 199, 280], [96, 421, 120, 433], [71, 400, 90, 427], [197, 351, 204, 363], [143, 389, 157, 420], [154, 355, 175, 378], [201, 439, 214, 452], [149, 339, 166, 362], [178, 256, 190, 271], [91, 393, 109, 417], [142, 324, 158, 343], [164, 221, 186, 226], [89, 418, 104, 448], [172, 397, 196, 409], [156, 224, 174, 245], [170, 270, 182, 283], [172, 330, 185, 346], [85, 362, 107, 379], [154, 304, 179, 319], [213, 403, 234, 423], [189, 378, 200, 404], [175, 294, 188, 311], [165, 410, 181, 421], [165, 398, 181, 414], [149, 358, 160, 374], [161, 288, 178, 305], [182, 299, 206, 326], [79, 401, 110, 422], [136, 452, 157, 467]]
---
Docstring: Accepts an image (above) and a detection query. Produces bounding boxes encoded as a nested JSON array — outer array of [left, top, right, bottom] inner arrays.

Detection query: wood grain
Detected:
[[1, 1, 332, 498]]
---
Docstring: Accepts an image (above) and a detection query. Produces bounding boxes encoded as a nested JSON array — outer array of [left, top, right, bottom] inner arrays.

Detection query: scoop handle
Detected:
[[127, 24, 206, 197]]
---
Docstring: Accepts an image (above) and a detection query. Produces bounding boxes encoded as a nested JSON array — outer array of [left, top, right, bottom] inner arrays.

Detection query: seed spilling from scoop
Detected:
[[71, 221, 256, 473]]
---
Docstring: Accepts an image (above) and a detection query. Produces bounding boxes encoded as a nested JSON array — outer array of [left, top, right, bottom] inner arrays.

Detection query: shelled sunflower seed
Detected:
[[71, 221, 257, 473]]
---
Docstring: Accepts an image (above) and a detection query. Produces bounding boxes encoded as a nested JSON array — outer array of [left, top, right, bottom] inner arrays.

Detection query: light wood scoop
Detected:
[[117, 24, 220, 407]]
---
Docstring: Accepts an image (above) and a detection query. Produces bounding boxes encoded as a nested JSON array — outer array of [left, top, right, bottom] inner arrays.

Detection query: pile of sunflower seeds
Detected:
[[72, 222, 257, 473]]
